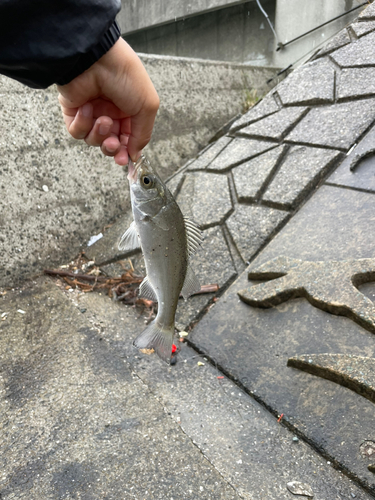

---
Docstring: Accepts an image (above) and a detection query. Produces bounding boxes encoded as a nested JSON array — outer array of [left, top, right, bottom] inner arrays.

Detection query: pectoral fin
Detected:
[[139, 276, 158, 302], [118, 221, 140, 251], [181, 264, 201, 300]]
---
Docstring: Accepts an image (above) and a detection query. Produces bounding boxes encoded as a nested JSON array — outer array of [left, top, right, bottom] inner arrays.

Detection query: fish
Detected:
[[118, 155, 202, 363]]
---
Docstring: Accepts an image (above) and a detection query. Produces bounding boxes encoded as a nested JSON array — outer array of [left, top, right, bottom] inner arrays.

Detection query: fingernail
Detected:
[[105, 144, 118, 153], [129, 152, 142, 162], [81, 103, 92, 117], [99, 124, 111, 136]]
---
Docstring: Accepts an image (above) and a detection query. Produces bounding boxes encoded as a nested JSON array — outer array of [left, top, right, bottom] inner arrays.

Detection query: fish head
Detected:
[[128, 155, 168, 216]]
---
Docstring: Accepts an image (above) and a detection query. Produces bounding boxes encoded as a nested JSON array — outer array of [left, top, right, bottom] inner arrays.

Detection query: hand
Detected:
[[57, 38, 159, 165]]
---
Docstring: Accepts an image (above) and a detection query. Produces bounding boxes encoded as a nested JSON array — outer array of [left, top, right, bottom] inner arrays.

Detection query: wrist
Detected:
[[56, 21, 121, 86]]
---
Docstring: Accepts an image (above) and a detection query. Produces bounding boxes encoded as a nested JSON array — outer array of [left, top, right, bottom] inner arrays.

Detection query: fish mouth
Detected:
[[127, 155, 145, 184]]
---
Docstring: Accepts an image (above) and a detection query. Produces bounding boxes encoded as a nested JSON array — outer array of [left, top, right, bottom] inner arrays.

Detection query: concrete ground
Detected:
[[0, 275, 372, 500]]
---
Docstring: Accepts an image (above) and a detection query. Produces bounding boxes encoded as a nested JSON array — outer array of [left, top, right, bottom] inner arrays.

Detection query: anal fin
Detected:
[[139, 276, 158, 302], [181, 264, 201, 300]]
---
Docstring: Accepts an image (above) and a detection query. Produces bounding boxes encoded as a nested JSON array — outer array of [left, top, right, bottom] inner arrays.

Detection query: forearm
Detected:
[[0, 0, 121, 88]]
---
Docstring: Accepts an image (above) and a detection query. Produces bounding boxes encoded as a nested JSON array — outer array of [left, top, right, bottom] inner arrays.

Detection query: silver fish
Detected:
[[119, 155, 202, 363]]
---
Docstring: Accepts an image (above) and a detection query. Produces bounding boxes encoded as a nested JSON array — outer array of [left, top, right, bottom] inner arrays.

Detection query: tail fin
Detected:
[[133, 320, 174, 364]]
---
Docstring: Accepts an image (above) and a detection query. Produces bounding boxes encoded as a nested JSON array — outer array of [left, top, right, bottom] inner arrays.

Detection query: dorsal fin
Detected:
[[184, 217, 203, 256]]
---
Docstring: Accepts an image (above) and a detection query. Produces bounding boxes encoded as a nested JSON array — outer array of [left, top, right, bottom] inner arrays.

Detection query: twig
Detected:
[[189, 284, 219, 296], [44, 269, 107, 282]]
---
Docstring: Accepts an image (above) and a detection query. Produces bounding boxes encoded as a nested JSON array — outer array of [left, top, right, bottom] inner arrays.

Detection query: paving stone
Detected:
[[358, 2, 375, 20], [190, 185, 375, 492], [165, 168, 185, 196], [276, 60, 335, 105], [288, 354, 375, 404], [286, 99, 375, 150], [175, 170, 196, 218], [338, 67, 375, 100], [313, 28, 351, 58], [226, 205, 289, 262], [331, 31, 375, 67], [237, 107, 308, 142], [239, 255, 375, 334], [186, 136, 233, 171], [262, 146, 341, 208], [229, 93, 280, 132], [232, 146, 285, 202], [194, 226, 237, 288], [175, 225, 237, 329], [351, 20, 375, 38], [328, 123, 375, 192], [177, 171, 232, 229], [208, 137, 277, 172]]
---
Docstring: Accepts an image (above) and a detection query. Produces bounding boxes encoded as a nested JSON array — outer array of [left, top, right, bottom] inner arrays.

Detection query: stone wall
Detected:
[[123, 1, 276, 66], [117, 0, 251, 33], [119, 0, 363, 67], [273, 0, 360, 68], [0, 55, 277, 288]]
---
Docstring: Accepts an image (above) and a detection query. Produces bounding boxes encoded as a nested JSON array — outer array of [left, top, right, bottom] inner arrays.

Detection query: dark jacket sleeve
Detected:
[[0, 0, 121, 89]]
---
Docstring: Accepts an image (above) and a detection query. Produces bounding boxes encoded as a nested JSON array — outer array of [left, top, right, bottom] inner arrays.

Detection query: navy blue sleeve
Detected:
[[0, 0, 121, 88]]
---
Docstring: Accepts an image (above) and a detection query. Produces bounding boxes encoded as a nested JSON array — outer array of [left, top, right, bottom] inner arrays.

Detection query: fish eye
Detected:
[[142, 175, 153, 188]]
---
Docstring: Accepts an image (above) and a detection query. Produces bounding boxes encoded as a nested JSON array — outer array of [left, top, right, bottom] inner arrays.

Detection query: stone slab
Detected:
[[313, 28, 351, 59], [237, 107, 308, 142], [208, 137, 277, 172], [338, 67, 375, 100], [193, 225, 237, 289], [229, 93, 280, 133], [351, 20, 375, 38], [327, 123, 375, 192], [239, 255, 375, 334], [287, 354, 375, 404], [232, 146, 285, 202], [0, 279, 240, 500], [177, 171, 232, 228], [276, 60, 335, 105], [286, 99, 375, 151], [358, 2, 375, 20], [331, 31, 375, 67], [186, 136, 233, 171], [165, 168, 186, 196], [262, 146, 342, 209], [226, 205, 289, 263], [175, 225, 237, 329], [207, 137, 276, 172], [190, 184, 375, 492], [64, 284, 374, 500]]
